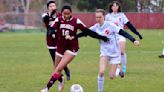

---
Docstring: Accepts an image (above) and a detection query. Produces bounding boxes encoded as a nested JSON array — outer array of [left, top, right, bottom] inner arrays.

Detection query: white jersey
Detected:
[[106, 12, 129, 42], [105, 12, 129, 29], [90, 21, 121, 57]]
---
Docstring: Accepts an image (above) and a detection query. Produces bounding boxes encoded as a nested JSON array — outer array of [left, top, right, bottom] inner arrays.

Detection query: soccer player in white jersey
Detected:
[[105, 1, 143, 73], [89, 9, 140, 92]]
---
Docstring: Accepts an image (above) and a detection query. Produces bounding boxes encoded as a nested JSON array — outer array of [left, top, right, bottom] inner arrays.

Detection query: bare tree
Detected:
[[135, 0, 163, 12], [20, 0, 31, 28], [135, 0, 141, 12]]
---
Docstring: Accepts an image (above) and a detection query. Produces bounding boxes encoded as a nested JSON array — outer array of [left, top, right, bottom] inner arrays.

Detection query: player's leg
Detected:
[[109, 64, 118, 80], [54, 52, 65, 92], [109, 56, 124, 79], [159, 47, 164, 58], [55, 52, 63, 68], [119, 35, 127, 73], [98, 56, 108, 92], [41, 52, 63, 92], [48, 49, 65, 92], [44, 50, 76, 91], [48, 49, 56, 65], [64, 65, 71, 80], [56, 52, 71, 80]]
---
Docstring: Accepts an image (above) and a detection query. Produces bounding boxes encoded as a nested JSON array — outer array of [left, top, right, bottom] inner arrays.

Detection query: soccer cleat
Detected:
[[122, 66, 126, 73], [40, 87, 48, 92], [119, 71, 124, 78], [58, 76, 64, 92], [65, 68, 71, 81], [159, 55, 164, 58]]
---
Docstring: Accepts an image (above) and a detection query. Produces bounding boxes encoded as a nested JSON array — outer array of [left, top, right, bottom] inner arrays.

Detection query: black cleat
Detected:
[[159, 55, 164, 58], [119, 71, 124, 78]]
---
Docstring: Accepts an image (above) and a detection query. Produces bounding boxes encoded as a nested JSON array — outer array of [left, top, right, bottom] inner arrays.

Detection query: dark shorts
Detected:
[[56, 39, 79, 57]]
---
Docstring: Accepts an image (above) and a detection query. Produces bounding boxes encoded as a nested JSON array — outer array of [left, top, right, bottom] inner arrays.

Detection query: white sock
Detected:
[[98, 75, 104, 92], [115, 67, 120, 77], [121, 54, 127, 68], [162, 48, 164, 55]]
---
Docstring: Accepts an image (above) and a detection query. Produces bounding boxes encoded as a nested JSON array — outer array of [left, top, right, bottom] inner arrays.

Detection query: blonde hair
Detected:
[[96, 9, 106, 16]]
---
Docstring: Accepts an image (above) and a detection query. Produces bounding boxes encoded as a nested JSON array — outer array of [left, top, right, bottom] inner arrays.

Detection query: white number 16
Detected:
[[62, 29, 69, 36]]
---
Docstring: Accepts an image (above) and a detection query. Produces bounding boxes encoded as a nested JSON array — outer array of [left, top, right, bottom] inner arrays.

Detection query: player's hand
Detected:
[[134, 40, 140, 46], [65, 35, 70, 40], [47, 27, 55, 36], [100, 36, 109, 42], [138, 34, 143, 40], [52, 34, 55, 38], [65, 35, 75, 40], [69, 36, 75, 40], [50, 9, 56, 17]]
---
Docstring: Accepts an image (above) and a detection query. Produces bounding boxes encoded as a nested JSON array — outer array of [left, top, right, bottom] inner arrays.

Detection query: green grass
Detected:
[[0, 29, 164, 92]]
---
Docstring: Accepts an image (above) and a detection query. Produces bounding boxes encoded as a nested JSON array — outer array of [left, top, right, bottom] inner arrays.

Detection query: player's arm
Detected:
[[74, 29, 109, 42], [76, 31, 88, 38], [125, 22, 143, 39], [75, 18, 108, 42], [47, 18, 59, 36], [50, 10, 56, 17], [42, 13, 49, 24], [42, 13, 54, 36], [79, 28, 109, 42], [47, 27, 55, 36], [119, 29, 139, 46], [75, 25, 96, 38]]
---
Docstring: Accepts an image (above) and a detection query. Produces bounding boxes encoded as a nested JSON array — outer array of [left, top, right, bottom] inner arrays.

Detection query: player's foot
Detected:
[[65, 68, 71, 81], [58, 76, 64, 92], [159, 55, 164, 58], [119, 71, 124, 78], [40, 87, 48, 92], [122, 66, 126, 73]]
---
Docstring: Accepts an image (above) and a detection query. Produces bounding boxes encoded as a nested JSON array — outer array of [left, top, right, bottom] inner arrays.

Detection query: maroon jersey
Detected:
[[42, 12, 61, 49], [51, 16, 87, 56]]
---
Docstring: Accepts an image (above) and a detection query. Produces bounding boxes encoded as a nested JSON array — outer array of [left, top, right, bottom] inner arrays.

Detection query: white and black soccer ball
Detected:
[[70, 84, 84, 92]]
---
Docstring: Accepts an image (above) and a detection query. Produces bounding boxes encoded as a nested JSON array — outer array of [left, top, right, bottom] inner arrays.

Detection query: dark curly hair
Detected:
[[108, 1, 121, 13], [61, 4, 72, 13]]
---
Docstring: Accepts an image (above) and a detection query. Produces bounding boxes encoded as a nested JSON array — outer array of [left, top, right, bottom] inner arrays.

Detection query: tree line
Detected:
[[0, 0, 163, 13]]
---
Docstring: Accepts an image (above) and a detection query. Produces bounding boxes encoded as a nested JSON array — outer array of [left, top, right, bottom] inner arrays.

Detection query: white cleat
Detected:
[[58, 76, 64, 92], [40, 87, 48, 92]]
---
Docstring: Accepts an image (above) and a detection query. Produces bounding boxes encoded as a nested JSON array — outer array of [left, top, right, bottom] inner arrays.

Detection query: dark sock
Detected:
[[58, 74, 63, 83], [64, 66, 70, 76], [47, 73, 61, 89]]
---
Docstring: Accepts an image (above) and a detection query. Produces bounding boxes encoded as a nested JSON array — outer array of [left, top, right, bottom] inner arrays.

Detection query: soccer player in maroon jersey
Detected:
[[42, 1, 71, 81], [40, 4, 108, 92]]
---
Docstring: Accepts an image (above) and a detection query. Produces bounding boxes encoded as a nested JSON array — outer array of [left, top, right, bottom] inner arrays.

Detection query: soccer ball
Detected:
[[70, 84, 83, 92]]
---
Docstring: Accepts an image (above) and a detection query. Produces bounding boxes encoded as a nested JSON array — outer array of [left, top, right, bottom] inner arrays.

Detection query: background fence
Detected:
[[0, 12, 164, 32]]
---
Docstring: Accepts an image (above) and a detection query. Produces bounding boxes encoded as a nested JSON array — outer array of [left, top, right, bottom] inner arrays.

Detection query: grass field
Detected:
[[0, 29, 164, 92]]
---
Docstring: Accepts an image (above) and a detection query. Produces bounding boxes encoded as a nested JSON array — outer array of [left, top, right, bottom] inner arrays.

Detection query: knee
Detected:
[[55, 67, 62, 73]]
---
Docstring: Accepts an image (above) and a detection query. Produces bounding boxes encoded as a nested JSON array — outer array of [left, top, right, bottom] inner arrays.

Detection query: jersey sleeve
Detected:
[[76, 18, 87, 30], [89, 25, 96, 32], [42, 13, 48, 18], [42, 13, 49, 24], [105, 14, 110, 21], [110, 22, 121, 33], [122, 13, 129, 24], [50, 17, 59, 29]]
